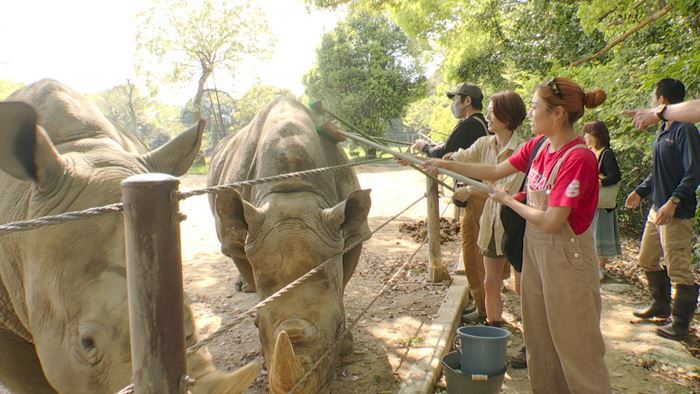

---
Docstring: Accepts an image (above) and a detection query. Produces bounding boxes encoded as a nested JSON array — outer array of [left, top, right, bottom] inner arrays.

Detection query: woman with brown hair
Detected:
[[583, 121, 622, 280], [421, 77, 611, 393], [450, 91, 527, 327]]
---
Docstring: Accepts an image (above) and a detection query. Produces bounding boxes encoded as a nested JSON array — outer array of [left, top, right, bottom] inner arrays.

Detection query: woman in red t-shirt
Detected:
[[423, 77, 611, 393]]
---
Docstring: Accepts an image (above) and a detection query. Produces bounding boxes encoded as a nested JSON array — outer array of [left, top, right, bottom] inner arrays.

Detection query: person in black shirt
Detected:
[[583, 121, 622, 281], [412, 83, 488, 158], [412, 83, 489, 324], [625, 78, 700, 340]]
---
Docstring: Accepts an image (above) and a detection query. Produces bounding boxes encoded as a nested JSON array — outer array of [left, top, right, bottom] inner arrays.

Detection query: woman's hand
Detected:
[[396, 158, 412, 166], [420, 159, 443, 176], [488, 187, 512, 204]]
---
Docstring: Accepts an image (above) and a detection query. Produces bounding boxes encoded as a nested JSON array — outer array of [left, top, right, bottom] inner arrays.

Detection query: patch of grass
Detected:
[[187, 164, 209, 175], [398, 335, 425, 348]]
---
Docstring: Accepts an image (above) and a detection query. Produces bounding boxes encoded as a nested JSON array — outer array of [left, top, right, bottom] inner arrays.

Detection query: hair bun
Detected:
[[584, 89, 607, 108]]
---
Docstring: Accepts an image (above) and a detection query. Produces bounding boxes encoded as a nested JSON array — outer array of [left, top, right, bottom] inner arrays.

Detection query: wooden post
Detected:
[[122, 174, 187, 394], [426, 176, 450, 282]]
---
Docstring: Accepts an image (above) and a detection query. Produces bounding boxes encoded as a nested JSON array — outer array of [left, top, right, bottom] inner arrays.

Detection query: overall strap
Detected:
[[546, 143, 589, 188]]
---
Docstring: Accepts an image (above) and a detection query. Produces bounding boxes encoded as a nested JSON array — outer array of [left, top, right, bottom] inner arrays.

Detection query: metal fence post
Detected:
[[122, 173, 186, 394], [426, 176, 450, 282]]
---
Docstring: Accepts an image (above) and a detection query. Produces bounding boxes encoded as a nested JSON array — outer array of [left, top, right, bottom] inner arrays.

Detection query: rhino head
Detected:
[[0, 99, 258, 393], [216, 187, 371, 393]]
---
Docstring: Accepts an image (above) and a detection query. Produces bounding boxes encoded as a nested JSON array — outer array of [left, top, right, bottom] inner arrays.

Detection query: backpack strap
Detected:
[[517, 137, 549, 192], [468, 113, 488, 134], [546, 143, 589, 188]]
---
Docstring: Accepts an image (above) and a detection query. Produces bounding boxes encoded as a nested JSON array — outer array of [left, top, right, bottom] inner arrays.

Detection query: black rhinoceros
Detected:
[[208, 98, 371, 393], [0, 79, 258, 393]]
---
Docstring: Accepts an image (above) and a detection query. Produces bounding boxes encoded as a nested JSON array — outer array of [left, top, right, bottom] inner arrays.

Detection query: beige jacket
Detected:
[[452, 133, 526, 255]]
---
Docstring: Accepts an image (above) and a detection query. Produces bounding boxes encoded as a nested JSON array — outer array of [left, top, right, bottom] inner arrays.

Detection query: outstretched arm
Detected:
[[422, 159, 518, 181], [625, 98, 700, 130]]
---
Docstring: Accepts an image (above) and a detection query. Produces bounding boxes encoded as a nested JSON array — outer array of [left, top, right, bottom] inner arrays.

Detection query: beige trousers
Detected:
[[638, 209, 695, 285], [461, 195, 486, 315], [522, 223, 611, 393]]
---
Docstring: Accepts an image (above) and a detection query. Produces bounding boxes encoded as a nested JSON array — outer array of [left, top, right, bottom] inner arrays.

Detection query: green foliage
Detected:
[[309, 0, 700, 236], [303, 12, 427, 147], [88, 82, 186, 149], [228, 85, 296, 131], [0, 80, 24, 100]]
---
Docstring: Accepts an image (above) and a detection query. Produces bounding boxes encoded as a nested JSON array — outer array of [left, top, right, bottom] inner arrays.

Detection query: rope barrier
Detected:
[[187, 193, 426, 354], [288, 199, 453, 393], [0, 203, 124, 237], [0, 158, 389, 237], [177, 157, 389, 200]]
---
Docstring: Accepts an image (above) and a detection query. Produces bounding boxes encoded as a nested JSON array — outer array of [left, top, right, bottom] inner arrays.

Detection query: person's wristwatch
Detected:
[[670, 196, 681, 205], [655, 104, 668, 121]]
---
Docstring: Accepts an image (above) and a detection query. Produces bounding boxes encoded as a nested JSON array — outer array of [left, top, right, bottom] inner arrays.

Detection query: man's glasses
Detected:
[[547, 79, 563, 99]]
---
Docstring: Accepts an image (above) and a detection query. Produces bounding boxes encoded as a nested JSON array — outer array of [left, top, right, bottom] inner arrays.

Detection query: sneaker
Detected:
[[598, 267, 605, 282], [461, 311, 487, 325], [510, 346, 527, 369]]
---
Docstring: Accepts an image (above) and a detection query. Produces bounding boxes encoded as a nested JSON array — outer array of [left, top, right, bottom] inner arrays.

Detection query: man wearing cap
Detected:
[[413, 83, 489, 324], [412, 83, 488, 158]]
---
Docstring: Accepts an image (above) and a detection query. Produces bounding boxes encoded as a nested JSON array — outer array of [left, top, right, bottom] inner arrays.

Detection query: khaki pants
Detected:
[[461, 195, 486, 315], [638, 209, 695, 285], [522, 224, 611, 393]]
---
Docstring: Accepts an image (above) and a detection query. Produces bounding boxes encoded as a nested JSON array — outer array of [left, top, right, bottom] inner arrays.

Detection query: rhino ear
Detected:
[[215, 189, 264, 233], [322, 189, 372, 236], [0, 101, 66, 191], [142, 119, 205, 176]]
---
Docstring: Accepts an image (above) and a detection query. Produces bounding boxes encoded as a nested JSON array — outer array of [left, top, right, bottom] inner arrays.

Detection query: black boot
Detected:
[[633, 269, 671, 319], [657, 284, 699, 340]]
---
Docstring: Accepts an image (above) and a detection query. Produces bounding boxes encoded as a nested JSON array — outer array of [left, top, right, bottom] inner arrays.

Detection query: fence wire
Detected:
[[177, 157, 390, 200], [187, 193, 426, 354], [288, 199, 452, 393], [0, 203, 124, 237]]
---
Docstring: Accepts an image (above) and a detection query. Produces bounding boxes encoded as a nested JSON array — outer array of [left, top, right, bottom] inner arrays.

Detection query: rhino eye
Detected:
[[80, 336, 96, 350]]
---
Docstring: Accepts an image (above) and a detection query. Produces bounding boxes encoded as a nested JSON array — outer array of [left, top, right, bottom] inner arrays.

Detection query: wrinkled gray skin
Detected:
[[208, 98, 371, 393], [0, 79, 259, 393]]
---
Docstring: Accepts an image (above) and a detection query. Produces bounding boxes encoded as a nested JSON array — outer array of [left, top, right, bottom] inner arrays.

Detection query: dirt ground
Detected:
[[179, 164, 461, 393], [179, 163, 699, 393]]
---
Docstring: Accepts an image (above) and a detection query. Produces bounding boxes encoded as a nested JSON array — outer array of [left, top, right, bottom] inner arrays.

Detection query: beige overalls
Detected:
[[521, 143, 611, 393]]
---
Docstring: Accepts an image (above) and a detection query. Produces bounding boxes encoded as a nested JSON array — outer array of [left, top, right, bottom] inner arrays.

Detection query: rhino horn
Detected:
[[269, 331, 305, 393], [142, 118, 205, 176], [0, 101, 65, 190]]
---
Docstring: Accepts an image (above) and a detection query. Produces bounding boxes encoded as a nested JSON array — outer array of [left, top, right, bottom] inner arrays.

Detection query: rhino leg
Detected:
[[0, 328, 57, 393], [231, 257, 256, 293]]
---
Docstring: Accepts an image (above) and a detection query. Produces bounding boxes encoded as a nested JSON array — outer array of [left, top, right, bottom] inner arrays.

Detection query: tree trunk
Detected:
[[125, 79, 139, 132], [193, 67, 212, 120]]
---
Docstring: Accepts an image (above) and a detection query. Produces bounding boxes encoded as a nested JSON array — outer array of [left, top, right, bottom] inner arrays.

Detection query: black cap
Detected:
[[446, 83, 483, 101]]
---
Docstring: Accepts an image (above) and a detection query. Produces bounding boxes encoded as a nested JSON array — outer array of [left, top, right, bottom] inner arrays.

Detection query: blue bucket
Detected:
[[455, 325, 510, 376]]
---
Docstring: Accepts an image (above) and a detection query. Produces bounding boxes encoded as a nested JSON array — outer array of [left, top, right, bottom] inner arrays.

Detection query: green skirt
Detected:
[[593, 208, 622, 258]]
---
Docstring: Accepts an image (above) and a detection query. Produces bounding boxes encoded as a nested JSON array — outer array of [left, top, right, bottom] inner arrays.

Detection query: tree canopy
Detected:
[[303, 11, 427, 143], [136, 0, 273, 118], [307, 0, 700, 232]]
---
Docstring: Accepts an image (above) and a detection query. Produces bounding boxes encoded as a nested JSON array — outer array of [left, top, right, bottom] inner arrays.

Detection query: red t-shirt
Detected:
[[508, 135, 599, 234]]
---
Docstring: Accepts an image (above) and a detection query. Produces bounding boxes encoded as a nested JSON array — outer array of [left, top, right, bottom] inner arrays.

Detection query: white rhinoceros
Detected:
[[0, 79, 258, 394], [207, 98, 371, 393]]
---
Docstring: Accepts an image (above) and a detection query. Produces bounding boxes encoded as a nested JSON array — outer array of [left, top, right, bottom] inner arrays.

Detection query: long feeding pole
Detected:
[[334, 127, 493, 193], [309, 101, 491, 193]]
